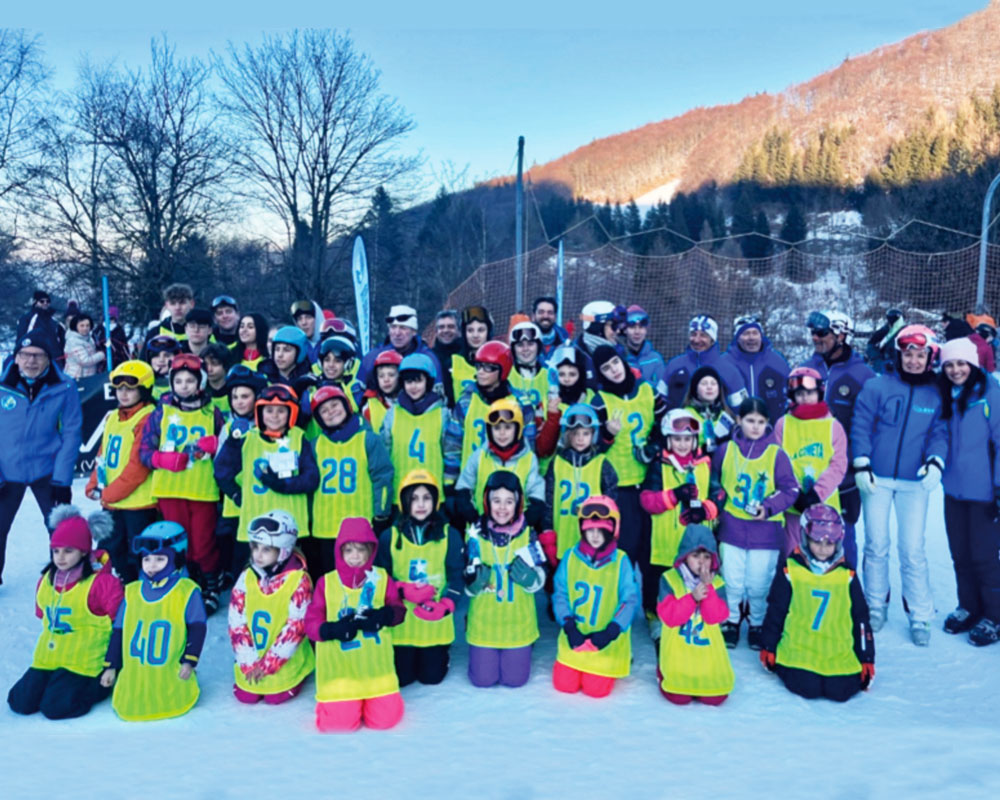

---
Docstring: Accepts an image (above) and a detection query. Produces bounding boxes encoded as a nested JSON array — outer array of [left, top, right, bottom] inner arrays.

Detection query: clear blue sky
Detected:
[[9, 1, 990, 196]]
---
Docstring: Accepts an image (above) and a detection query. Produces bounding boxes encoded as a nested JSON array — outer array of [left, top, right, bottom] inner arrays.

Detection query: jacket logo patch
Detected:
[[912, 406, 936, 414], [1, 395, 15, 411], [765, 378, 775, 388], [838, 385, 851, 396]]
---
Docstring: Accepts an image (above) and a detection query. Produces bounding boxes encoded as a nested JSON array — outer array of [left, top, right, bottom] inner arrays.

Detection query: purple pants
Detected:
[[468, 645, 532, 688]]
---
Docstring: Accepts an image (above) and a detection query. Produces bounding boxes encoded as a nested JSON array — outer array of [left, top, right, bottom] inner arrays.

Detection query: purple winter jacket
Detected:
[[712, 427, 799, 550]]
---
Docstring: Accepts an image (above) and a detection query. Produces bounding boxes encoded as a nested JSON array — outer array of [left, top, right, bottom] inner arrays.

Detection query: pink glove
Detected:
[[573, 638, 599, 653], [400, 582, 436, 604], [195, 435, 218, 457], [152, 451, 189, 472], [538, 530, 558, 566], [413, 597, 455, 622]]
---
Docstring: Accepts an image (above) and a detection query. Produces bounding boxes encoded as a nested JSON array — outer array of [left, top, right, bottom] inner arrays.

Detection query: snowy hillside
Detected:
[[0, 481, 998, 799]]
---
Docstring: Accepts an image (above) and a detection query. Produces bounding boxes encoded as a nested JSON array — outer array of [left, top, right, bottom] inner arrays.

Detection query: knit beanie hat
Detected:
[[49, 505, 113, 555], [940, 337, 980, 367]]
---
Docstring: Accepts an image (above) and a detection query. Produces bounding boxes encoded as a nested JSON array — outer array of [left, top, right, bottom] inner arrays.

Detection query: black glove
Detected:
[[355, 605, 394, 633], [372, 515, 392, 535], [50, 484, 72, 507], [464, 563, 492, 594], [256, 466, 286, 493], [319, 613, 359, 642], [563, 620, 587, 649], [672, 483, 698, 505], [588, 622, 622, 650], [793, 487, 822, 514], [229, 490, 243, 508], [679, 506, 707, 525]]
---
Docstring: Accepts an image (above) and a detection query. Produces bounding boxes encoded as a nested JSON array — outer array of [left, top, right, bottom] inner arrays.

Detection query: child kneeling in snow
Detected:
[[760, 504, 875, 702], [306, 518, 406, 732], [229, 511, 313, 705], [8, 507, 122, 720], [656, 524, 734, 706], [552, 496, 638, 698], [464, 471, 545, 688], [105, 522, 206, 721]]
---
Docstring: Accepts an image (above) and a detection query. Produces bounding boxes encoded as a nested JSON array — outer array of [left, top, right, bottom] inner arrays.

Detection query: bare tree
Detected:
[[0, 30, 47, 212], [91, 38, 233, 317], [214, 30, 419, 302]]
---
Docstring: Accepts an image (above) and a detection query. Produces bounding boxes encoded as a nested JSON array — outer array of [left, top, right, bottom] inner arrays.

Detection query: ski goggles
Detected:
[[804, 519, 845, 544], [259, 384, 298, 403], [626, 312, 649, 326], [896, 331, 934, 351], [322, 318, 354, 335], [133, 532, 187, 555], [110, 373, 142, 388], [146, 335, 181, 355], [510, 327, 540, 344], [170, 353, 203, 373], [580, 499, 616, 520], [788, 373, 822, 392], [290, 301, 314, 317], [563, 413, 598, 430], [486, 407, 519, 425], [806, 311, 831, 336], [248, 515, 283, 536], [666, 415, 700, 434], [211, 294, 237, 310], [475, 362, 502, 373]]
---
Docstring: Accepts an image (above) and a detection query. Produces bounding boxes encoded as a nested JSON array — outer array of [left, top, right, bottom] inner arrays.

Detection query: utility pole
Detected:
[[515, 135, 525, 312], [977, 171, 1000, 312]]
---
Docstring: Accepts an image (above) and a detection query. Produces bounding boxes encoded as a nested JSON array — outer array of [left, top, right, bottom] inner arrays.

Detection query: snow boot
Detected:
[[202, 572, 221, 617], [909, 620, 931, 647], [943, 607, 975, 634], [869, 606, 887, 633], [747, 626, 764, 651], [968, 618, 1000, 647], [721, 621, 739, 649]]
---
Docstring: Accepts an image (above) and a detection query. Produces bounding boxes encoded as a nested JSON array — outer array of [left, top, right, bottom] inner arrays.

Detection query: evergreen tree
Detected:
[[780, 203, 807, 245]]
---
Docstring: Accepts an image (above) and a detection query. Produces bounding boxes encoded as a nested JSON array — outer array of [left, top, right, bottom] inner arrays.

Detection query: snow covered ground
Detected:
[[1, 481, 998, 799]]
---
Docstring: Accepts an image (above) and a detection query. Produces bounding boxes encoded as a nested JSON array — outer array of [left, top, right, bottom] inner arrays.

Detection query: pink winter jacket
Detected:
[[772, 403, 848, 504]]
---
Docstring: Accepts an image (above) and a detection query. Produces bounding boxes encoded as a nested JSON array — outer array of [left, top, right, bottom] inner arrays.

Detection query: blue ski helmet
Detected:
[[399, 353, 438, 381], [272, 326, 309, 364], [560, 403, 599, 430], [132, 521, 188, 556]]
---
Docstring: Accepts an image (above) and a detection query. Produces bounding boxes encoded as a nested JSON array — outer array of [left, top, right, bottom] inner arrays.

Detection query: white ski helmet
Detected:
[[661, 408, 701, 439], [247, 511, 299, 562], [825, 310, 853, 343]]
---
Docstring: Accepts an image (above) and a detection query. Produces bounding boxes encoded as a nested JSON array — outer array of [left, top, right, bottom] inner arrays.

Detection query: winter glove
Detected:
[[860, 662, 875, 690], [413, 597, 455, 622], [563, 619, 587, 650], [638, 441, 660, 464], [86, 486, 102, 502], [372, 515, 392, 534], [916, 457, 943, 492], [993, 489, 1000, 523], [50, 484, 72, 506], [672, 483, 699, 505], [760, 650, 776, 672], [355, 605, 394, 633], [679, 506, 707, 525], [793, 487, 822, 514], [194, 435, 218, 457], [153, 451, 190, 472], [508, 557, 538, 589], [319, 613, 359, 642], [400, 582, 436, 604], [853, 458, 877, 497], [538, 530, 558, 567], [464, 563, 492, 595], [229, 490, 243, 508], [588, 622, 621, 650]]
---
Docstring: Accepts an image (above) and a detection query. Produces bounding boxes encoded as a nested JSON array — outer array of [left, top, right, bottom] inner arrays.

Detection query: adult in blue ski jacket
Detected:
[[719, 316, 790, 424], [622, 305, 667, 388], [357, 304, 442, 394], [850, 324, 947, 645], [663, 314, 746, 410], [531, 296, 570, 362], [0, 329, 83, 582]]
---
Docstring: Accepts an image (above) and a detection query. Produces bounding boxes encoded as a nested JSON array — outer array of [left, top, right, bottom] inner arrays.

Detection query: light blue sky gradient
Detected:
[[11, 1, 990, 196]]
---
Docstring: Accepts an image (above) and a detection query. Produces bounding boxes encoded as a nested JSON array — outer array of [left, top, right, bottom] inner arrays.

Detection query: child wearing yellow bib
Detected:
[[215, 383, 319, 580], [103, 522, 206, 722], [655, 524, 733, 706], [142, 334, 181, 401], [773, 367, 848, 557], [465, 471, 545, 688], [8, 507, 122, 719], [375, 470, 464, 686], [712, 397, 799, 651], [454, 397, 545, 528], [307, 386, 394, 578], [760, 505, 874, 702], [315, 336, 365, 411], [552, 496, 638, 698], [139, 354, 226, 612], [306, 518, 406, 732], [229, 511, 314, 705], [84, 360, 158, 582], [361, 349, 401, 433]]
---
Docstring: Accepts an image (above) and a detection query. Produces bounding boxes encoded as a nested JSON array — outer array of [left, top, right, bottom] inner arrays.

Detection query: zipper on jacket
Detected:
[[892, 383, 915, 480]]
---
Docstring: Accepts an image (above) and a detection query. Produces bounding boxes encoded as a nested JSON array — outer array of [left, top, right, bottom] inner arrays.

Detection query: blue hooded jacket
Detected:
[[850, 371, 947, 481], [624, 340, 667, 389], [0, 361, 82, 486], [663, 344, 746, 410], [719, 335, 790, 423], [940, 371, 1000, 502], [802, 347, 874, 440]]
